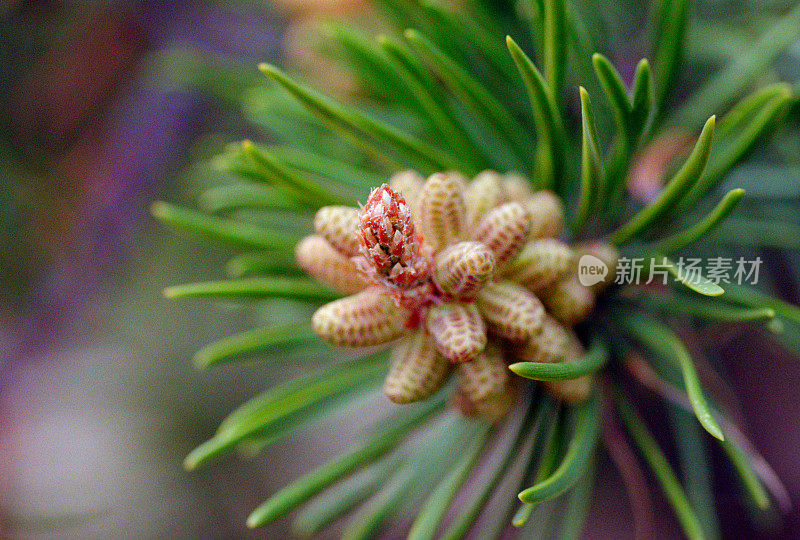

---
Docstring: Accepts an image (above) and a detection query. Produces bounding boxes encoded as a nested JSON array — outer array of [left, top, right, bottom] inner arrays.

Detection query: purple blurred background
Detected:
[[1, 0, 283, 370], [1, 1, 292, 536]]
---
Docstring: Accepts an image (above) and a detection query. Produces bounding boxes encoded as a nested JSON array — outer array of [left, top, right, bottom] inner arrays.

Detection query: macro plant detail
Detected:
[[153, 0, 800, 538], [306, 170, 608, 417]]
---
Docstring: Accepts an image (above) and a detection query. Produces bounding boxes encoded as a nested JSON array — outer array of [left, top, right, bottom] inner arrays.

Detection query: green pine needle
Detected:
[[573, 86, 604, 233], [617, 314, 724, 441], [626, 292, 775, 323], [246, 392, 445, 528], [593, 53, 634, 144], [543, 0, 567, 105], [679, 85, 794, 210], [163, 277, 340, 302], [439, 398, 542, 540], [509, 335, 609, 381], [518, 394, 601, 503], [614, 392, 706, 540], [192, 322, 320, 369], [651, 0, 690, 120], [506, 35, 568, 191], [408, 422, 492, 540], [673, 2, 800, 127], [513, 403, 564, 527], [292, 459, 400, 538], [559, 455, 596, 540], [241, 140, 353, 206], [225, 251, 300, 278], [151, 201, 301, 251], [199, 182, 307, 213], [405, 29, 536, 173], [610, 115, 716, 245], [186, 355, 387, 470], [655, 188, 745, 254], [259, 63, 457, 172], [341, 414, 477, 540], [661, 255, 725, 297]]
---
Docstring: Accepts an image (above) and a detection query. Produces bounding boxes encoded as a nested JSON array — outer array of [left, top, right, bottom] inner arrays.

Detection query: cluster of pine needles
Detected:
[[153, 0, 800, 537]]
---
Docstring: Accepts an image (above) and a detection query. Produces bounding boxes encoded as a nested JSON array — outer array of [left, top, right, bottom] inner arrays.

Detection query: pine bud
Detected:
[[452, 381, 516, 422], [384, 332, 450, 404], [503, 172, 535, 202], [476, 280, 544, 341], [503, 239, 574, 293], [540, 277, 595, 325], [513, 315, 590, 403], [524, 190, 564, 239], [426, 302, 486, 363], [464, 170, 508, 227], [472, 382, 516, 421], [388, 169, 425, 210], [312, 288, 409, 347], [458, 345, 508, 402], [358, 184, 430, 288], [544, 376, 592, 404], [473, 202, 531, 271], [417, 172, 467, 251], [295, 235, 368, 294], [433, 241, 495, 299], [514, 314, 582, 364], [314, 206, 361, 256]]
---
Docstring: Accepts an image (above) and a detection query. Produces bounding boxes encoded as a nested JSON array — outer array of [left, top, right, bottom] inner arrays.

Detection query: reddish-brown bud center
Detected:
[[358, 184, 430, 289]]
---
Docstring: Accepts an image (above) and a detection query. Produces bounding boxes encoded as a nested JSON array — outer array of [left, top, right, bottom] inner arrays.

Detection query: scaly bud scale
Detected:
[[303, 171, 601, 420], [358, 184, 431, 289]]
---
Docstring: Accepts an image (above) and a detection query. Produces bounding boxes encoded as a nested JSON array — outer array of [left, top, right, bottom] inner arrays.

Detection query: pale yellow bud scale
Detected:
[[295, 235, 368, 294]]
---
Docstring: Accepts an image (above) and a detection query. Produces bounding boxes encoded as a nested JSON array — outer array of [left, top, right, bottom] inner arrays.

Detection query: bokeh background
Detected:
[[1, 1, 799, 538]]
